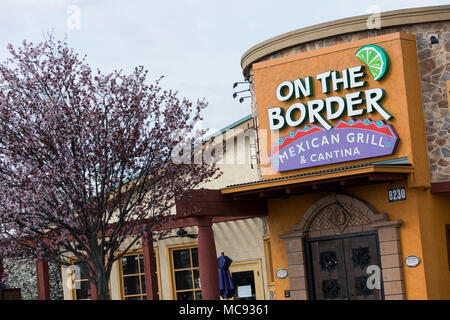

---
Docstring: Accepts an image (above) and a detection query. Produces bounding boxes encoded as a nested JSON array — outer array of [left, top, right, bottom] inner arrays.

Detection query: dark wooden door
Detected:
[[307, 234, 382, 300], [309, 238, 348, 300]]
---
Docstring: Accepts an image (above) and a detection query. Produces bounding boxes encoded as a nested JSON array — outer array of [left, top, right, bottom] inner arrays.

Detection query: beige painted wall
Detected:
[[201, 117, 259, 189]]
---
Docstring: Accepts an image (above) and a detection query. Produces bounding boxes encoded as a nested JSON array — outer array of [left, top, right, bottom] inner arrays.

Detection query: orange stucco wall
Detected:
[[253, 33, 429, 186], [252, 32, 450, 299], [416, 191, 450, 299], [268, 183, 450, 300]]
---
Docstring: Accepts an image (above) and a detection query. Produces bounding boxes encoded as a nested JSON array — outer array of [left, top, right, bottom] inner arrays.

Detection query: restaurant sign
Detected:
[[268, 44, 399, 172]]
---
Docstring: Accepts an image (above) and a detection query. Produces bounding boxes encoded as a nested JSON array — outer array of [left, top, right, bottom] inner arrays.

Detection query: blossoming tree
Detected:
[[0, 37, 219, 300]]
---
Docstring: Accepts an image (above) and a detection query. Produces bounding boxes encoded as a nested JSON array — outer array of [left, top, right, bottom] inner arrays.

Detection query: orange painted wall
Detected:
[[416, 191, 450, 299], [267, 192, 324, 300], [268, 185, 450, 300], [253, 33, 429, 187], [253, 32, 449, 300], [267, 181, 435, 300]]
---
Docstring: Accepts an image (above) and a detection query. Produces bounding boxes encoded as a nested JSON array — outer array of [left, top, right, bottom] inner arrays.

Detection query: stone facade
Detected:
[[248, 21, 450, 182], [280, 193, 405, 300]]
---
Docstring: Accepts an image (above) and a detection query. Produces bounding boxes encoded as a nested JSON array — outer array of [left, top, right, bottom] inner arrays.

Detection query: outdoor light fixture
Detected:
[[159, 228, 198, 240], [233, 81, 250, 88], [176, 228, 198, 238], [430, 36, 439, 44], [232, 89, 250, 98], [239, 96, 251, 103], [233, 79, 250, 102]]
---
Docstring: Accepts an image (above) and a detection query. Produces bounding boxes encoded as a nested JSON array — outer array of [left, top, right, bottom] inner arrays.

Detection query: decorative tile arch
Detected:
[[280, 193, 406, 300]]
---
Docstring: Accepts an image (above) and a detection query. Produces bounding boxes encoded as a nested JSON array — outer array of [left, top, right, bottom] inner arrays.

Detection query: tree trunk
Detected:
[[89, 238, 112, 300], [95, 271, 111, 300], [92, 259, 111, 300]]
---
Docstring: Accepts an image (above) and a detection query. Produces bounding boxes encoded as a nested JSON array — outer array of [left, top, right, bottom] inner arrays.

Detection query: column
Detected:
[[142, 233, 159, 300], [196, 217, 220, 300], [376, 220, 405, 300], [280, 231, 309, 300], [36, 259, 51, 300]]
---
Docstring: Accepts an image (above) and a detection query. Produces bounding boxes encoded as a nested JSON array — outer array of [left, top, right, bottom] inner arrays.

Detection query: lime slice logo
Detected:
[[356, 44, 389, 81]]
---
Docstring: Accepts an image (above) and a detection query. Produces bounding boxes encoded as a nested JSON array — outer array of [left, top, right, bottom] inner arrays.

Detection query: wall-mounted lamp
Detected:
[[239, 96, 251, 103], [159, 228, 198, 240], [430, 36, 439, 44], [232, 89, 250, 98], [233, 81, 250, 88]]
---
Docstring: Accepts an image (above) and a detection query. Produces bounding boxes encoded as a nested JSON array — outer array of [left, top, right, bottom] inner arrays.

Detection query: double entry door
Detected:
[[306, 233, 382, 300]]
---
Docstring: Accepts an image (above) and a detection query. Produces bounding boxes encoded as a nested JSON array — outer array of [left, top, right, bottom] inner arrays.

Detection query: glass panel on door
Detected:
[[231, 271, 256, 300]]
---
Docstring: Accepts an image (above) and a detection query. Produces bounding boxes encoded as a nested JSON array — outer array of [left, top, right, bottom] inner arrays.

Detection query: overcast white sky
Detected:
[[0, 0, 447, 133]]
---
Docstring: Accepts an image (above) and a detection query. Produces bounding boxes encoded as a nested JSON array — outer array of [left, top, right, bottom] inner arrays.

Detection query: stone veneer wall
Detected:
[[248, 21, 450, 182]]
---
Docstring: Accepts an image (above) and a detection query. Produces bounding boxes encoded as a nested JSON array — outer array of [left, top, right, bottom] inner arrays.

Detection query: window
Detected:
[[169, 245, 201, 300], [70, 261, 92, 300], [263, 235, 274, 285], [119, 249, 160, 300]]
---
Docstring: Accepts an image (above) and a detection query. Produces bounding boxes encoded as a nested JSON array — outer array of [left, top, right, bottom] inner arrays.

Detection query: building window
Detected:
[[263, 235, 274, 285], [169, 245, 201, 300], [70, 261, 91, 300], [119, 249, 160, 300]]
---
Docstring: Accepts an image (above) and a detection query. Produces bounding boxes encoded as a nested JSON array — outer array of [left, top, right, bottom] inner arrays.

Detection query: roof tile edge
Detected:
[[241, 5, 450, 76]]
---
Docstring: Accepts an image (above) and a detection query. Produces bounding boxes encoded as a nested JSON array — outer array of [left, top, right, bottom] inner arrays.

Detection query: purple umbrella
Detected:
[[1, 282, 5, 300], [218, 253, 235, 299]]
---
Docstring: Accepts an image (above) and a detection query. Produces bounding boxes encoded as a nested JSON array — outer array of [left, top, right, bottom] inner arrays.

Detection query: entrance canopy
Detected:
[[221, 158, 413, 200], [176, 188, 268, 218]]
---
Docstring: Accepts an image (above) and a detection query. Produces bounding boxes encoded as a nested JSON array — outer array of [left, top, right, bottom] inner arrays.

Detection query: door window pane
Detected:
[[232, 271, 256, 300]]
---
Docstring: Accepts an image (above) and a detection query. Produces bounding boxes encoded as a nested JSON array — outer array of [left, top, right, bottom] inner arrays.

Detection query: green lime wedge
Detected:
[[356, 44, 389, 81]]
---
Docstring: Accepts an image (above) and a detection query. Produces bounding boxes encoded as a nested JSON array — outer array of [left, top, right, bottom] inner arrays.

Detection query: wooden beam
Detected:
[[175, 189, 268, 218], [431, 181, 450, 194], [368, 173, 405, 181], [36, 259, 50, 300], [221, 165, 413, 194], [340, 177, 369, 186]]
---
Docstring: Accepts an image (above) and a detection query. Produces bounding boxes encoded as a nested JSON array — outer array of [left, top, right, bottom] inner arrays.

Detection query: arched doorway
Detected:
[[280, 193, 406, 300]]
